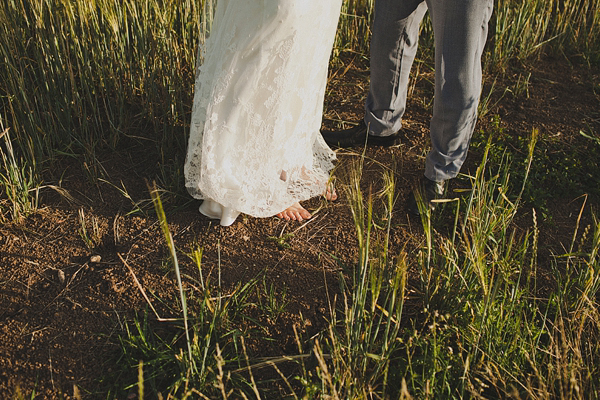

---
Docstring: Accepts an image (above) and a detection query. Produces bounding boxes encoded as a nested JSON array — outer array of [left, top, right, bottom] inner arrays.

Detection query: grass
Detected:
[[108, 187, 263, 398], [107, 134, 600, 398], [1, 0, 599, 219], [305, 133, 599, 399], [300, 161, 408, 398], [490, 0, 600, 70], [0, 120, 37, 222], [471, 116, 600, 217]]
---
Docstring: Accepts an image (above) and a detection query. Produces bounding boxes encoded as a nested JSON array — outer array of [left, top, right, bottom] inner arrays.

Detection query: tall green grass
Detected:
[[335, 0, 375, 56], [108, 186, 260, 398], [491, 0, 600, 69], [298, 160, 409, 399], [0, 0, 207, 163], [293, 132, 600, 399], [2, 0, 599, 219], [0, 117, 37, 222]]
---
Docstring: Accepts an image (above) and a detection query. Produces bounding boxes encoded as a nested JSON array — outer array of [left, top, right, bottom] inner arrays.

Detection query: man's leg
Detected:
[[365, 0, 427, 136], [423, 0, 494, 182], [320, 0, 426, 147]]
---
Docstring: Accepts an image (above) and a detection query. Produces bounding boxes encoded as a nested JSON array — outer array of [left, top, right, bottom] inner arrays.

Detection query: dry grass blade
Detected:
[[118, 252, 179, 322]]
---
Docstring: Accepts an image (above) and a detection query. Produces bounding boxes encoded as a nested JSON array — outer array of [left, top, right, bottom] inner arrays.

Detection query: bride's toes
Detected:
[[277, 203, 311, 221], [325, 187, 338, 201]]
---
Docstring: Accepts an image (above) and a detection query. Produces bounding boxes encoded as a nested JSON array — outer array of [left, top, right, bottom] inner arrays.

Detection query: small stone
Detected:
[[90, 255, 101, 263], [57, 270, 66, 284]]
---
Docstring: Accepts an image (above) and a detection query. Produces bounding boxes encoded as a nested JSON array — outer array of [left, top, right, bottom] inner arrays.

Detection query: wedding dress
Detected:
[[185, 0, 342, 226]]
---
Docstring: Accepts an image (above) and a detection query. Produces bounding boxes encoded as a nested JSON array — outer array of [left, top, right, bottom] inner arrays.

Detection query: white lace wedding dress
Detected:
[[185, 0, 342, 225]]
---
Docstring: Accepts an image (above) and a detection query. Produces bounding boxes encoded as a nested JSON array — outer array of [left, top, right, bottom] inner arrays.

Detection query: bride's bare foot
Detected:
[[277, 202, 312, 221], [325, 186, 337, 201]]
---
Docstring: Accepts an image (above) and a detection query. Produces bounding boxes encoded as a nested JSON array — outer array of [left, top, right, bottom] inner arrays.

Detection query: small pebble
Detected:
[[57, 270, 66, 284], [90, 255, 101, 263]]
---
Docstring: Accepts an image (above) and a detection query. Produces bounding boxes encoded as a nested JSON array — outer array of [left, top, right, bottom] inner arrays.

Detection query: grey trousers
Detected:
[[365, 0, 494, 182]]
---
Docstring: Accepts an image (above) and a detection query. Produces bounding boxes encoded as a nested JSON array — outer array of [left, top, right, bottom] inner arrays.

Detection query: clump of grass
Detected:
[[295, 158, 408, 398], [77, 207, 102, 249], [294, 130, 599, 398], [258, 277, 290, 324], [0, 123, 37, 222], [108, 187, 262, 398], [472, 116, 600, 216], [490, 0, 600, 69], [409, 133, 597, 398]]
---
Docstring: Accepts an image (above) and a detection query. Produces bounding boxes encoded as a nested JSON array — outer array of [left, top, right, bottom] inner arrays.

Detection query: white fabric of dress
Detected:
[[185, 0, 342, 220]]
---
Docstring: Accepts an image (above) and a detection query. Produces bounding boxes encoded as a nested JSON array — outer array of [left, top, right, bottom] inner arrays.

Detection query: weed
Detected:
[[77, 207, 101, 249], [259, 277, 289, 323], [0, 124, 38, 222], [267, 232, 294, 250]]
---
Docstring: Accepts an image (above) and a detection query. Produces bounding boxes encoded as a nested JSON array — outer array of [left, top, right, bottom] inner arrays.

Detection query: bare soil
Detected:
[[1, 56, 599, 398]]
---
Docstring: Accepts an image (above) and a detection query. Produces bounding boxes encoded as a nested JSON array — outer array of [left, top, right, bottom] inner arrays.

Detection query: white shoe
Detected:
[[199, 199, 240, 226], [199, 199, 222, 219], [219, 207, 240, 226]]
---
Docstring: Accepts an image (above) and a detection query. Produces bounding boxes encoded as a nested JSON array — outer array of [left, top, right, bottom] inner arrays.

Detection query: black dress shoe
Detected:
[[321, 121, 401, 148], [407, 177, 447, 215]]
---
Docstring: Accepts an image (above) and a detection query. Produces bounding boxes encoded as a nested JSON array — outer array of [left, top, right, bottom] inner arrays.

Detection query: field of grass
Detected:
[[2, 0, 600, 398]]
